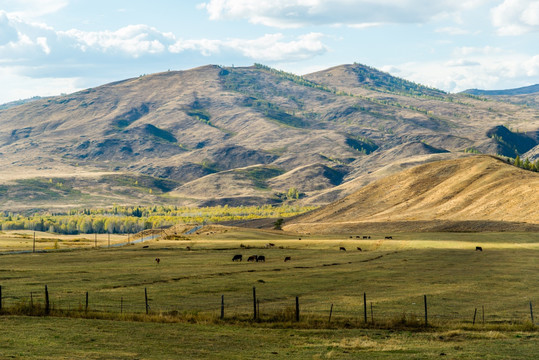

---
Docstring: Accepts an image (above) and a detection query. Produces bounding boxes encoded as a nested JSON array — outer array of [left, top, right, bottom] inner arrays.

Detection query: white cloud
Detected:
[[62, 25, 176, 58], [491, 0, 539, 35], [445, 59, 481, 67], [0, 11, 328, 85], [0, 11, 19, 45], [2, 0, 69, 19], [0, 66, 79, 103], [199, 0, 486, 28], [452, 46, 504, 57], [393, 48, 539, 92], [435, 26, 471, 35], [170, 33, 327, 61]]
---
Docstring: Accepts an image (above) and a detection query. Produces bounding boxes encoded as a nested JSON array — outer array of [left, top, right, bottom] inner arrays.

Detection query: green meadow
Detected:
[[0, 228, 537, 359]]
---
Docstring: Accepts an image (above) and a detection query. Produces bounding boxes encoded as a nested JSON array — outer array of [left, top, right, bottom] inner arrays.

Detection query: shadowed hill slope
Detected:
[[286, 155, 539, 232]]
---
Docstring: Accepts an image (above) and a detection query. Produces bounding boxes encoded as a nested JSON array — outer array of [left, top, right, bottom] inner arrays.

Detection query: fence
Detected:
[[0, 285, 535, 328]]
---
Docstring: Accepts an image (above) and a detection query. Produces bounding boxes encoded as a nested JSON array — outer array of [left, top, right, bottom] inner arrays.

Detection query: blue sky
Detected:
[[0, 0, 538, 103]]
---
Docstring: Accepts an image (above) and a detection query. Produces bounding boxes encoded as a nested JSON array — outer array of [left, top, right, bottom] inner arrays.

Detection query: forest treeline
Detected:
[[0, 205, 317, 234]]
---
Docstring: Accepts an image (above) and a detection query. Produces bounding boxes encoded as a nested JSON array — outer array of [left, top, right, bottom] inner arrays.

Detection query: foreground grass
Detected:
[[0, 315, 537, 359], [0, 227, 537, 358]]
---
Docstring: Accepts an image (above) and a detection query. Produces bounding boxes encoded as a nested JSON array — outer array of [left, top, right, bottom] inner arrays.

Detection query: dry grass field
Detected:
[[0, 226, 537, 359], [0, 230, 134, 252], [288, 155, 539, 233]]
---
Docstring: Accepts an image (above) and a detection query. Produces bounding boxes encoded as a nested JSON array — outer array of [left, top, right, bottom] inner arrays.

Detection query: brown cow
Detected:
[[155, 258, 160, 265], [247, 255, 258, 262], [232, 254, 242, 261]]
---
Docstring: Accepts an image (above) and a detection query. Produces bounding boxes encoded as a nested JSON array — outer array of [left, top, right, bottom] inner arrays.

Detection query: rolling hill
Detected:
[[1, 63, 538, 211], [285, 155, 539, 233], [462, 84, 539, 96]]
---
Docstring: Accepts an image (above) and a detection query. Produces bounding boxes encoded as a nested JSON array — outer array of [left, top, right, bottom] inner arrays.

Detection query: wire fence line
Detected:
[[0, 285, 535, 327]]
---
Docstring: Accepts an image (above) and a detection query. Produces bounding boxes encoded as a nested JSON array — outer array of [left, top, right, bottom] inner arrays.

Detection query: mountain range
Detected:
[[1, 63, 538, 212]]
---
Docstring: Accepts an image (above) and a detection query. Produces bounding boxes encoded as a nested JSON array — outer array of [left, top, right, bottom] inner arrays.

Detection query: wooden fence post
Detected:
[[0, 285, 2, 311], [371, 302, 374, 324], [473, 308, 477, 325], [295, 296, 300, 322], [94, 233, 97, 248], [363, 292, 367, 323], [85, 292, 89, 312], [108, 233, 110, 248], [145, 288, 149, 314], [33, 232, 36, 253], [424, 295, 428, 326], [252, 287, 257, 320], [530, 301, 534, 324], [482, 305, 485, 325], [45, 285, 50, 315], [220, 295, 224, 319], [121, 297, 123, 314], [328, 303, 333, 324]]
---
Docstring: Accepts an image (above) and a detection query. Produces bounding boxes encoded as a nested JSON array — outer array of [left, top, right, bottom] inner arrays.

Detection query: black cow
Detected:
[[284, 256, 291, 262], [363, 236, 368, 239], [357, 247, 362, 251], [476, 246, 483, 251], [340, 247, 346, 251], [232, 254, 242, 261], [247, 255, 258, 262], [256, 255, 265, 262], [155, 258, 160, 265], [385, 236, 393, 239]]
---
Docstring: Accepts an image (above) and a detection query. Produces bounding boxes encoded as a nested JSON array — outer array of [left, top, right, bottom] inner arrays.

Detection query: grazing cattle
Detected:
[[385, 236, 392, 239], [476, 246, 483, 251], [186, 246, 191, 251], [232, 254, 243, 262], [363, 236, 368, 239], [340, 247, 346, 251], [247, 255, 258, 262], [357, 247, 362, 251], [142, 245, 149, 248], [155, 258, 160, 265], [256, 255, 266, 262], [284, 256, 291, 262], [356, 236, 360, 239]]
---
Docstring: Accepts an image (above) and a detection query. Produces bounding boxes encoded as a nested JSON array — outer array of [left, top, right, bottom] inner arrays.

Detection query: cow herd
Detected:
[[231, 235, 393, 262], [233, 254, 280, 262], [152, 234, 483, 266]]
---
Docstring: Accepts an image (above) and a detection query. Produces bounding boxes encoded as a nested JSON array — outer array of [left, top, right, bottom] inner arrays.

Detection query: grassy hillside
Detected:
[[287, 155, 539, 233], [1, 64, 538, 210]]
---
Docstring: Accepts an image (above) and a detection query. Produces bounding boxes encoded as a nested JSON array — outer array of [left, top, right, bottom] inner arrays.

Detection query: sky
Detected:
[[0, 0, 538, 104]]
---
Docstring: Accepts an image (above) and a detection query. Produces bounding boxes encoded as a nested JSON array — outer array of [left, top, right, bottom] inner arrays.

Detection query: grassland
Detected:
[[0, 227, 537, 358]]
